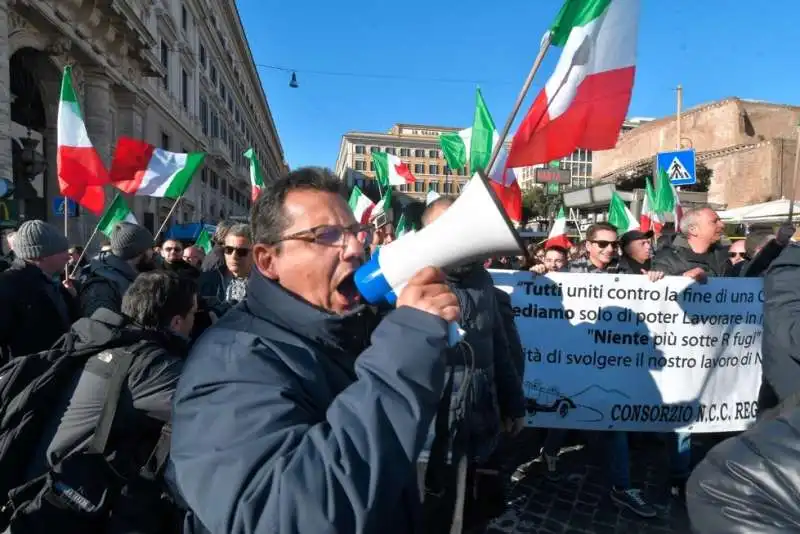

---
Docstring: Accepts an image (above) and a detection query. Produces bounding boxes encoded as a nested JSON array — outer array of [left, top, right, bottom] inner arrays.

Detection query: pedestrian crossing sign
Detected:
[[656, 149, 696, 186]]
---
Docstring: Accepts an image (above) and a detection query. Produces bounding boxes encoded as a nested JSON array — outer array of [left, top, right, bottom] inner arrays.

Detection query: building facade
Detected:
[[515, 148, 594, 191], [0, 0, 285, 243], [335, 124, 474, 202], [592, 98, 799, 208]]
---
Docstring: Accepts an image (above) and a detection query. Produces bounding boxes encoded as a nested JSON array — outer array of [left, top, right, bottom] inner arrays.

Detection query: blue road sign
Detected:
[[52, 197, 78, 218], [657, 149, 696, 186]]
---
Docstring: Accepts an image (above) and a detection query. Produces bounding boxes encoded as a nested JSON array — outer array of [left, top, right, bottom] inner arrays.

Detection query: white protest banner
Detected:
[[490, 271, 763, 433]]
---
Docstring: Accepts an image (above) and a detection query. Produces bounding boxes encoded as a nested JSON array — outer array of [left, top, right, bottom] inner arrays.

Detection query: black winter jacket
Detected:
[[687, 407, 800, 533], [0, 259, 78, 362], [651, 234, 730, 277]]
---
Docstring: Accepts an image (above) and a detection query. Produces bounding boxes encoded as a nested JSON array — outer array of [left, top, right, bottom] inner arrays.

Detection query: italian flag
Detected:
[[640, 177, 663, 233], [607, 191, 639, 233], [507, 0, 639, 167], [545, 206, 572, 250], [440, 89, 523, 222], [653, 167, 683, 229], [57, 66, 108, 215], [244, 147, 265, 201], [97, 194, 138, 237], [348, 186, 375, 224], [195, 227, 213, 254], [109, 137, 203, 199], [372, 152, 416, 187]]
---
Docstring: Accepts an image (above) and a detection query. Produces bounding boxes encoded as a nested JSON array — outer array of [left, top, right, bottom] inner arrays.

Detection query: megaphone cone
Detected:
[[355, 171, 525, 305]]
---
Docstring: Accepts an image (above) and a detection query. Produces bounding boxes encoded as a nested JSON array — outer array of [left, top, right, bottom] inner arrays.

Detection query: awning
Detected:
[[718, 199, 800, 224], [164, 222, 216, 241]]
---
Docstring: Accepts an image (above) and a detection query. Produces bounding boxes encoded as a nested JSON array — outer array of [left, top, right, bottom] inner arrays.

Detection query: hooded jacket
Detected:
[[78, 253, 138, 317], [169, 270, 450, 533]]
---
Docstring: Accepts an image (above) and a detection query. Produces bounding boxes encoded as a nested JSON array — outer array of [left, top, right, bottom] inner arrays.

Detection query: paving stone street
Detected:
[[482, 431, 713, 534]]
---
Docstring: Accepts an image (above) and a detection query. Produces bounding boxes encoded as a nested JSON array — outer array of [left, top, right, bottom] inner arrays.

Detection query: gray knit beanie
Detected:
[[111, 222, 153, 261], [13, 220, 69, 260]]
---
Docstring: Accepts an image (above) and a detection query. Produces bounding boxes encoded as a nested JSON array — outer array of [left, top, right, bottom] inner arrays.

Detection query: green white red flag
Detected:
[[545, 206, 572, 249], [109, 137, 203, 199], [640, 177, 663, 233], [372, 152, 416, 187], [507, 0, 639, 167], [195, 227, 213, 254], [607, 191, 639, 233], [348, 186, 375, 224], [653, 167, 683, 229], [244, 148, 265, 201], [97, 194, 137, 237], [57, 65, 108, 215]]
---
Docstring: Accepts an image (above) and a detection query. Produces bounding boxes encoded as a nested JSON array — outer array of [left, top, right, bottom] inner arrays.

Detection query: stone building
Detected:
[[0, 0, 285, 243], [592, 98, 800, 209]]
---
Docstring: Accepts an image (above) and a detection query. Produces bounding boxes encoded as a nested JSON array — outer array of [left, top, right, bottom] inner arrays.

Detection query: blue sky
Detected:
[[237, 0, 799, 169]]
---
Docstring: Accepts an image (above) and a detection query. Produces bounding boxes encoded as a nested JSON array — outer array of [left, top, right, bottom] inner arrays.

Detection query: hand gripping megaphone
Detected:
[[354, 171, 526, 306]]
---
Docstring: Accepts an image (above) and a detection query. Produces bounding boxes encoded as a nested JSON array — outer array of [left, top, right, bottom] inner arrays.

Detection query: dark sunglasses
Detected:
[[276, 224, 374, 247], [590, 240, 618, 249], [729, 252, 746, 259], [224, 246, 250, 257]]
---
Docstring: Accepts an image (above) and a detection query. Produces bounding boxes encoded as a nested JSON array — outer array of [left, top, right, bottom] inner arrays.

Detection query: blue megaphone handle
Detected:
[[354, 249, 464, 347]]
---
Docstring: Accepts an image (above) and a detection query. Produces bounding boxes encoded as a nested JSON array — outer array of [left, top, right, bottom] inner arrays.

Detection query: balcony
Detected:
[[209, 138, 232, 167]]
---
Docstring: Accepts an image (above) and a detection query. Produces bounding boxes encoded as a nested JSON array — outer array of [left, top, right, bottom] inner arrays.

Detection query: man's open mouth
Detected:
[[336, 272, 361, 304]]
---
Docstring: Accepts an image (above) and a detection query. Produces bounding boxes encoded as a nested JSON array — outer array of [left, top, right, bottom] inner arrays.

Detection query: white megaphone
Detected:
[[354, 171, 525, 307]]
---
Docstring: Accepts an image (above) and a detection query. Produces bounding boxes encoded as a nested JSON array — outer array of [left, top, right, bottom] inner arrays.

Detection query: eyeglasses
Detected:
[[590, 240, 618, 249], [276, 224, 374, 247], [224, 246, 250, 257], [729, 252, 746, 259]]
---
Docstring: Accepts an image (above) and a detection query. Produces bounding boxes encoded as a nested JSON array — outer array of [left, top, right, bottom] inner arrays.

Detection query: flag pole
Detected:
[[154, 196, 183, 242], [486, 32, 553, 174], [63, 197, 70, 279], [68, 191, 122, 279], [788, 122, 800, 224]]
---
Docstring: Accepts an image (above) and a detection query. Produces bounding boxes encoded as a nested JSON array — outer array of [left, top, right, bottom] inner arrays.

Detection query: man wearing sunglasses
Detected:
[[169, 167, 460, 534], [197, 223, 252, 306]]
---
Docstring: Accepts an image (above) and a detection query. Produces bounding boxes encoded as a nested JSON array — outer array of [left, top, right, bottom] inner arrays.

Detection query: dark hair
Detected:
[[421, 197, 455, 227], [251, 167, 346, 245], [213, 219, 236, 246], [122, 271, 197, 330], [586, 222, 617, 242], [225, 223, 251, 241]]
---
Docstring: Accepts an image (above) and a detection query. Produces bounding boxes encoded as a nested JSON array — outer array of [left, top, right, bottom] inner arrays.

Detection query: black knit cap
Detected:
[[111, 222, 153, 260]]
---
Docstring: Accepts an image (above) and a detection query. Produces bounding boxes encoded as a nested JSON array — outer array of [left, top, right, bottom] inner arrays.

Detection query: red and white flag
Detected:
[[507, 0, 639, 167]]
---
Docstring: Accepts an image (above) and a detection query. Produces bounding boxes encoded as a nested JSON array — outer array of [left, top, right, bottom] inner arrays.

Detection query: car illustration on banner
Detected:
[[524, 381, 576, 418]]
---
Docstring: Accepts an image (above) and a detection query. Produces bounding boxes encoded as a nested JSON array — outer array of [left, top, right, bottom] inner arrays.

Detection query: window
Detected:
[[355, 161, 365, 171], [444, 182, 452, 194], [370, 146, 379, 153], [210, 64, 217, 84], [160, 40, 169, 89], [443, 165, 449, 175], [456, 168, 464, 176], [199, 44, 206, 69], [199, 96, 208, 134], [414, 164, 424, 174], [385, 147, 396, 155], [220, 83, 226, 101], [399, 148, 410, 157], [428, 164, 439, 175], [210, 110, 219, 138], [414, 149, 425, 157], [161, 131, 170, 150], [415, 181, 423, 192], [369, 162, 375, 171], [181, 5, 188, 32], [201, 168, 208, 183], [227, 95, 233, 113], [181, 69, 189, 110], [428, 149, 438, 158], [355, 145, 365, 154]]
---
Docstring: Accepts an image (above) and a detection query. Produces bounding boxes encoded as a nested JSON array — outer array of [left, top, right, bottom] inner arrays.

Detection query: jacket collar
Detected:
[[72, 307, 190, 355], [244, 268, 371, 353]]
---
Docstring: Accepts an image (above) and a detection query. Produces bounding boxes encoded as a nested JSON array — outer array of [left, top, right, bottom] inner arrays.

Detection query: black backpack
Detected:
[[0, 331, 179, 533]]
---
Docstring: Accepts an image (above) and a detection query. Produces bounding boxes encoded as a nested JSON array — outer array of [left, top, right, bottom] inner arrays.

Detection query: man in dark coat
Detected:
[[0, 220, 76, 363], [651, 207, 729, 280], [78, 222, 156, 317], [169, 167, 460, 533]]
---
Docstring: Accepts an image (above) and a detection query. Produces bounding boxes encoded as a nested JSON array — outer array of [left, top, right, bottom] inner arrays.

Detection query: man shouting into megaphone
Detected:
[[169, 167, 461, 534]]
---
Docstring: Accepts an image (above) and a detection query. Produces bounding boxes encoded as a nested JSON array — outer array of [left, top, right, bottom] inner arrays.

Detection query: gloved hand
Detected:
[[776, 224, 796, 246]]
